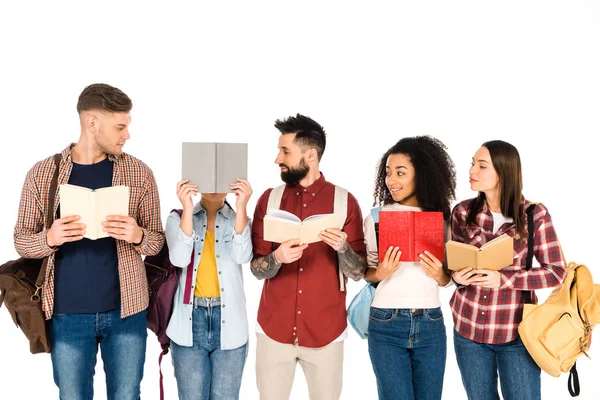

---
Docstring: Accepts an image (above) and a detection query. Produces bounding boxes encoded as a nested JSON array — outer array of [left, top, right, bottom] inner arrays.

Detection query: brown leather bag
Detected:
[[0, 154, 61, 354]]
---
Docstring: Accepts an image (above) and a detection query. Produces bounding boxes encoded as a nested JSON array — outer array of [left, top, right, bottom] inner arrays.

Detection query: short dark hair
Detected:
[[77, 83, 132, 114], [373, 136, 456, 220], [274, 113, 326, 160], [467, 140, 525, 238]]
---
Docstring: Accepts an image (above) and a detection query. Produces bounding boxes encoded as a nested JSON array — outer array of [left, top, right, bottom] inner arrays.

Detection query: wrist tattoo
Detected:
[[251, 251, 283, 280]]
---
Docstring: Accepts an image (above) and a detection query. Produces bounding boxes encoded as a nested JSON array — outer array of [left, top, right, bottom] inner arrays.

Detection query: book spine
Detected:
[[92, 191, 98, 239], [409, 212, 415, 260]]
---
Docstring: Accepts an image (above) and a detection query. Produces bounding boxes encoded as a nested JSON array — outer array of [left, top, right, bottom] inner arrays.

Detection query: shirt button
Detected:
[[298, 311, 301, 314], [216, 239, 219, 243], [216, 254, 220, 258], [303, 204, 307, 207], [312, 193, 315, 197], [481, 312, 485, 315], [299, 290, 302, 294], [222, 320, 225, 323], [293, 332, 296, 335], [216, 225, 219, 229], [483, 296, 487, 299], [221, 288, 225, 292], [222, 304, 225, 308], [218, 271, 222, 275], [299, 268, 303, 272], [293, 326, 297, 330], [296, 192, 300, 195], [304, 189, 307, 192]]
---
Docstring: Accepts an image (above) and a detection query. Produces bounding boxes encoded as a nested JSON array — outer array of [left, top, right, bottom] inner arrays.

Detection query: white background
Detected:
[[0, 1, 599, 399]]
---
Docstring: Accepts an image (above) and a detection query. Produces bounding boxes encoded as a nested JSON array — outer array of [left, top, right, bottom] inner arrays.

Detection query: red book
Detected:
[[378, 211, 445, 262]]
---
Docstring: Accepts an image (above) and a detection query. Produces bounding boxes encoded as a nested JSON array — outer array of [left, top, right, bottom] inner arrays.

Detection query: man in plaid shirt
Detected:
[[13, 83, 164, 399]]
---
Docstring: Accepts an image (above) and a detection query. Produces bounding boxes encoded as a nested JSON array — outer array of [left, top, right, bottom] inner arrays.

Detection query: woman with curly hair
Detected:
[[363, 136, 456, 400]]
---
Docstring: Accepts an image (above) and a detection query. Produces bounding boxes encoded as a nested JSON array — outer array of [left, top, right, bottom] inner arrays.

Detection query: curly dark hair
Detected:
[[373, 136, 456, 220]]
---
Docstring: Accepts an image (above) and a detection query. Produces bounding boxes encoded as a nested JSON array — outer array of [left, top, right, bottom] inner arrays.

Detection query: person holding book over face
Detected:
[[165, 175, 253, 400], [13, 83, 165, 399], [250, 114, 367, 400], [450, 140, 566, 400], [363, 136, 456, 400]]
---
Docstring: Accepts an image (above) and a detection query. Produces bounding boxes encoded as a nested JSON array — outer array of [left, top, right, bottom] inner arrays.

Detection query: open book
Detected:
[[446, 234, 514, 271], [263, 209, 339, 244], [378, 211, 444, 262], [182, 142, 248, 193], [59, 184, 129, 240]]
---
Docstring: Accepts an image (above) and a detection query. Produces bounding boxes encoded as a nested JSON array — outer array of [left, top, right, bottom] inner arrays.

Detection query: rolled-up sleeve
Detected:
[[231, 219, 253, 264]]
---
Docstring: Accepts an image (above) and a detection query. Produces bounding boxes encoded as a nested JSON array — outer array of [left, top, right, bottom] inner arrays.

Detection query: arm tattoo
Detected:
[[251, 251, 283, 280], [337, 242, 367, 281]]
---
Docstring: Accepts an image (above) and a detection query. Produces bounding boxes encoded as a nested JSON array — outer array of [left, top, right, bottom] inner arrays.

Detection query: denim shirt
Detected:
[[165, 202, 252, 350]]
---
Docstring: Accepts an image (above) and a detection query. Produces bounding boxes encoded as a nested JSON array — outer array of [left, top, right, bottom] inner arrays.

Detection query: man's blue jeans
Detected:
[[368, 307, 447, 400], [171, 303, 247, 400], [453, 329, 541, 400], [49, 309, 147, 400]]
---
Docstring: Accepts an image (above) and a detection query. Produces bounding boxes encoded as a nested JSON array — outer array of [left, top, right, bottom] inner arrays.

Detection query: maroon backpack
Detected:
[[145, 209, 193, 400]]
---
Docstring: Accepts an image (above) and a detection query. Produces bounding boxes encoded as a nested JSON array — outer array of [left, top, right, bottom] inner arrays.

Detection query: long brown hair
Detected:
[[466, 140, 526, 238]]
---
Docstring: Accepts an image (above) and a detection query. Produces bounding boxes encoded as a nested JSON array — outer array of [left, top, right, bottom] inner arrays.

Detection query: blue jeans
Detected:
[[49, 309, 147, 400], [171, 304, 247, 400], [453, 330, 541, 400], [368, 307, 447, 400]]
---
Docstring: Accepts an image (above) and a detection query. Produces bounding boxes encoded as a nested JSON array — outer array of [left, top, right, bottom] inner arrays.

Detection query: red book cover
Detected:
[[378, 211, 445, 262]]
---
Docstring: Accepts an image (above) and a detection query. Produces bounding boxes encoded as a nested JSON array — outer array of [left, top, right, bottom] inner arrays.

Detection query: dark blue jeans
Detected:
[[368, 307, 447, 400], [453, 330, 541, 400], [49, 309, 147, 400], [171, 304, 247, 400]]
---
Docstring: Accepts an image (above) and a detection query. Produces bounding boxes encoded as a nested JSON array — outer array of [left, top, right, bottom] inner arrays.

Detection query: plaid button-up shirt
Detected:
[[450, 197, 565, 344], [13, 144, 164, 319]]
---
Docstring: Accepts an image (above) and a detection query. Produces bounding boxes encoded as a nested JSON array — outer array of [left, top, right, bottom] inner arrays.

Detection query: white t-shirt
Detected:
[[491, 211, 513, 234]]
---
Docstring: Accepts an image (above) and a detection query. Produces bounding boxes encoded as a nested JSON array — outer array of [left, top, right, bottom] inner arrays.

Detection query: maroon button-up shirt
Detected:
[[252, 174, 366, 348]]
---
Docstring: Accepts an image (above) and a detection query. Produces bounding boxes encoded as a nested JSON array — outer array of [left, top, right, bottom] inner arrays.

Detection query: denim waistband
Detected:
[[371, 307, 441, 316], [193, 296, 221, 307]]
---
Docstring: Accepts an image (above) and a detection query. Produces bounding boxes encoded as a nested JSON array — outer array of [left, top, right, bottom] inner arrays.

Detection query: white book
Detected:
[[59, 184, 129, 240], [263, 209, 339, 244]]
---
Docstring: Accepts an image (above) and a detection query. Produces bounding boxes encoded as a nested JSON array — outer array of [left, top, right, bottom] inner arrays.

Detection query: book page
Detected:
[[182, 142, 217, 193], [446, 241, 478, 271], [59, 184, 95, 239], [266, 209, 301, 223], [216, 143, 248, 193], [96, 186, 129, 240], [300, 214, 339, 244], [263, 217, 302, 243], [477, 234, 514, 271]]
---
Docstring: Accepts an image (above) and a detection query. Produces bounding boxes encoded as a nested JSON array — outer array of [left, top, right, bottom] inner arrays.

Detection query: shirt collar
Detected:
[[62, 143, 122, 163], [192, 200, 235, 219], [287, 172, 327, 197]]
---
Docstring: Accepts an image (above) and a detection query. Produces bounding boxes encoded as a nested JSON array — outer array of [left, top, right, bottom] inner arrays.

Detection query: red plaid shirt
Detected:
[[13, 145, 165, 319], [450, 197, 565, 344]]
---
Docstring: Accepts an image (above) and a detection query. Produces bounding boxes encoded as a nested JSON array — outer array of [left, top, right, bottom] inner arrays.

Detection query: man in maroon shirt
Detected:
[[251, 114, 367, 400]]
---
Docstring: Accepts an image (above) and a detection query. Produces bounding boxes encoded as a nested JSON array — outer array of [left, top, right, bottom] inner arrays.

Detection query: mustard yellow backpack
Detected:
[[519, 262, 600, 397]]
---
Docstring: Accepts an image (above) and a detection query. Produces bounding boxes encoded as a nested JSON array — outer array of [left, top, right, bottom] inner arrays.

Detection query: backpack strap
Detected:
[[370, 207, 383, 247], [568, 362, 580, 397], [333, 186, 349, 291], [267, 184, 286, 213], [524, 203, 537, 304]]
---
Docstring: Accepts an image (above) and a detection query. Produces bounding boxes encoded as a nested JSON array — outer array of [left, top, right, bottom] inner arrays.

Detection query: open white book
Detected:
[[60, 184, 129, 240], [263, 209, 339, 244]]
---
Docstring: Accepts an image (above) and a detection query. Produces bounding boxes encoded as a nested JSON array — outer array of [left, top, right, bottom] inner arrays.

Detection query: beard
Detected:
[[280, 158, 309, 185]]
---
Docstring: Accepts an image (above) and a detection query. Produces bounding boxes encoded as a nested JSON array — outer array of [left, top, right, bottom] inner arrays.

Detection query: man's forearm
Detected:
[[337, 242, 367, 281], [251, 252, 283, 280]]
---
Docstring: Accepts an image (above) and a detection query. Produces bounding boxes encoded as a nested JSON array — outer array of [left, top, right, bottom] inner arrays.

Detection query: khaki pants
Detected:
[[256, 334, 344, 400]]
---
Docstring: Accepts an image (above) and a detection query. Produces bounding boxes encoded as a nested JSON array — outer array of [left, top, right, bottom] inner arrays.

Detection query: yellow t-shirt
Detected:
[[194, 230, 220, 298]]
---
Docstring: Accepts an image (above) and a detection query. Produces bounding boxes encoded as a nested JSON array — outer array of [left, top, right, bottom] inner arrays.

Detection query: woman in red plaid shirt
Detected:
[[450, 140, 566, 400]]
